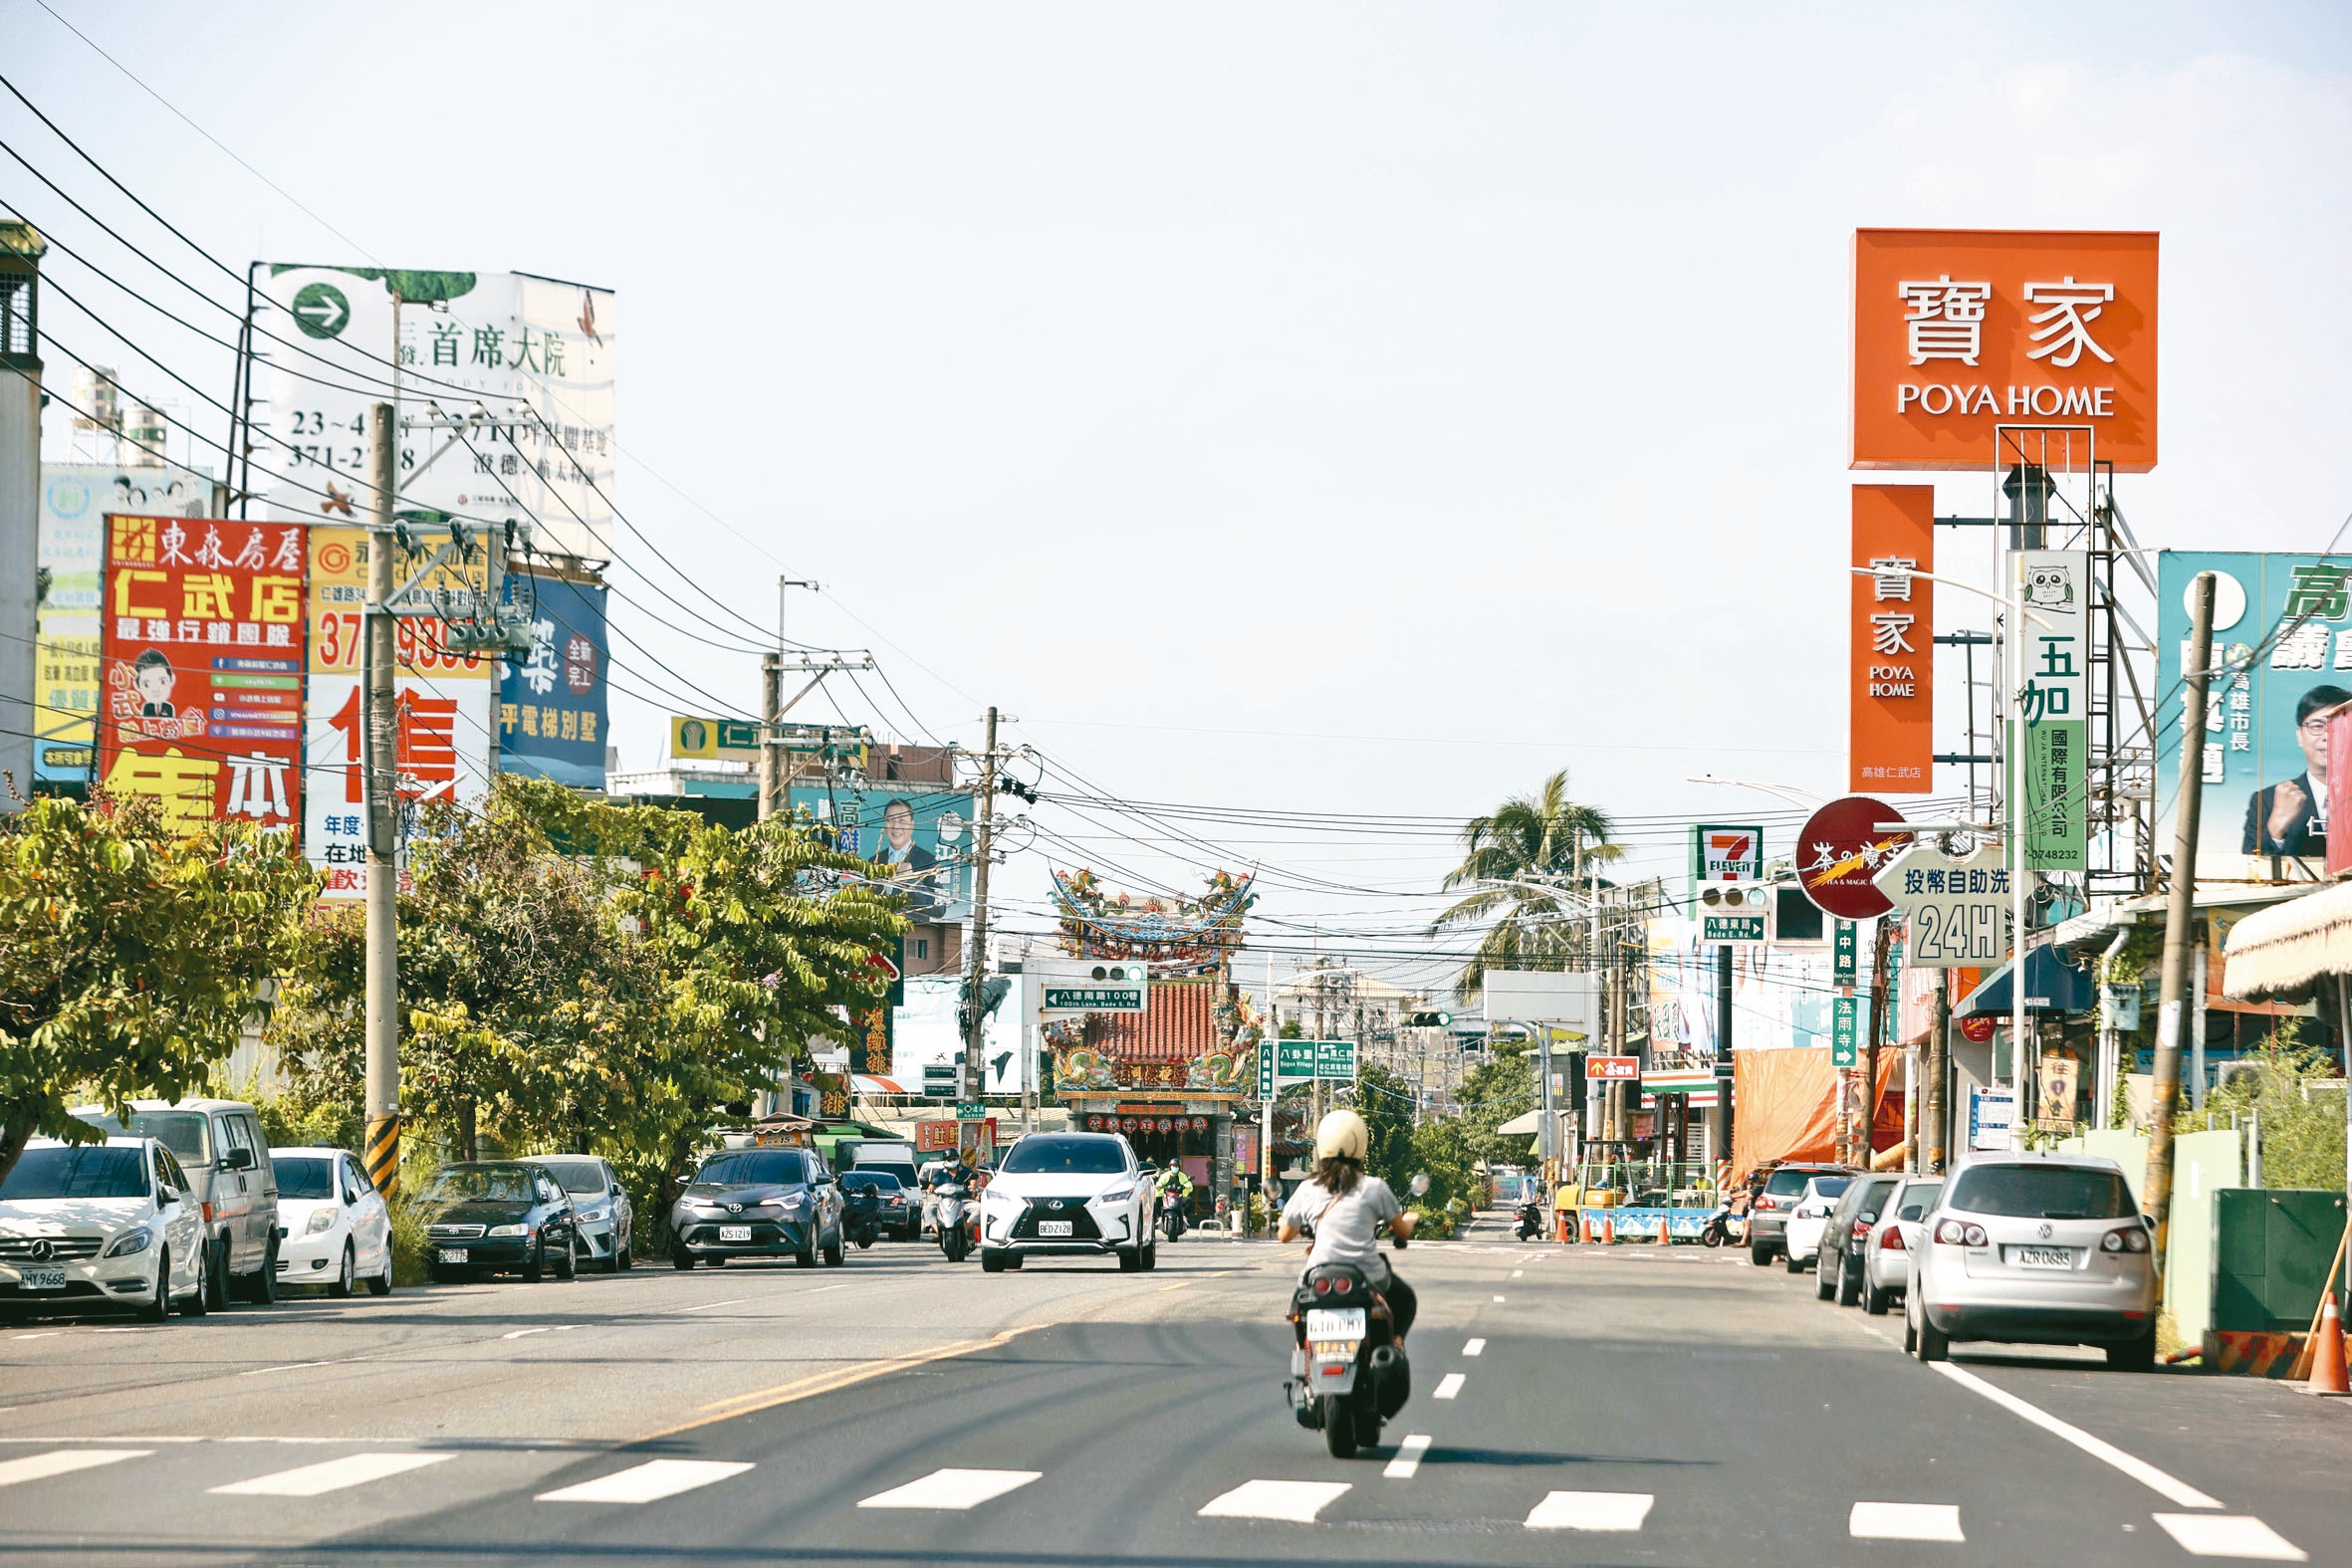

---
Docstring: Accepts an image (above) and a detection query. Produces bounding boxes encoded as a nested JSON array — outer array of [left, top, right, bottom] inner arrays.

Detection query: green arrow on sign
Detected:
[[1831, 996, 1859, 1067]]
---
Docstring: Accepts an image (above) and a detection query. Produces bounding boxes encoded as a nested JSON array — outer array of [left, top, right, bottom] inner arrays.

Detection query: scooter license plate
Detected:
[[1305, 1307, 1367, 1339], [719, 1225, 752, 1241], [1038, 1221, 1073, 1236]]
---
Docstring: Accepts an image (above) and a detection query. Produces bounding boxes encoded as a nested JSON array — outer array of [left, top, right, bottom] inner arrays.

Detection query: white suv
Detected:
[[0, 1138, 208, 1321], [978, 1133, 1155, 1273]]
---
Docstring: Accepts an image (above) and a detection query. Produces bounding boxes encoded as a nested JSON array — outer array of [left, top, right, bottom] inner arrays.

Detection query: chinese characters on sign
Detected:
[[1850, 487, 1934, 793], [1852, 230, 2158, 472], [1830, 996, 1860, 1067], [497, 573, 607, 790], [98, 515, 306, 832], [2013, 551, 2088, 871], [1875, 844, 2014, 968]]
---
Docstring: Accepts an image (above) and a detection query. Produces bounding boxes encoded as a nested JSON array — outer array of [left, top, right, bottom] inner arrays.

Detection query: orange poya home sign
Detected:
[[1851, 229, 2158, 472], [1852, 485, 1934, 794]]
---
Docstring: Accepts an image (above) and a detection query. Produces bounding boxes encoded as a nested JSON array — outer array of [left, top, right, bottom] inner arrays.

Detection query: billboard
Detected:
[[35, 463, 213, 784], [303, 527, 496, 898], [255, 267, 615, 560], [498, 573, 607, 790], [1851, 229, 2158, 472], [98, 514, 305, 833], [2157, 553, 2352, 881], [2012, 550, 2089, 870], [1850, 485, 1934, 793], [790, 784, 974, 921]]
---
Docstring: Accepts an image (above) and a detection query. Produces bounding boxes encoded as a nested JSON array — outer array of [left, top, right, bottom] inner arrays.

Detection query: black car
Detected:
[[668, 1147, 846, 1269], [839, 1171, 916, 1246], [416, 1162, 580, 1283], [1814, 1173, 1900, 1306]]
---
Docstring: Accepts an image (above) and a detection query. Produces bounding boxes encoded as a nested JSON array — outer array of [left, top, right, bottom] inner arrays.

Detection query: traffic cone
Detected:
[[1602, 1211, 1616, 1244], [2310, 1292, 2350, 1397]]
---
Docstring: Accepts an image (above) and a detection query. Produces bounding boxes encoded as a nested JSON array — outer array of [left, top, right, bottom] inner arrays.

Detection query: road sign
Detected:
[[955, 1101, 988, 1121], [1874, 843, 2014, 968], [1795, 796, 1912, 920], [1586, 1055, 1640, 1081], [1696, 882, 1770, 945], [1034, 958, 1149, 1015], [1271, 1040, 1355, 1085], [1315, 1039, 1356, 1081], [1832, 920, 1858, 987], [1258, 1041, 1276, 1097], [1831, 996, 1860, 1067], [1690, 823, 1765, 890]]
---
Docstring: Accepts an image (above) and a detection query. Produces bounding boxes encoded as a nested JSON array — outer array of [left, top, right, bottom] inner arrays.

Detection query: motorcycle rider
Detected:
[[1277, 1109, 1418, 1348], [924, 1149, 978, 1236], [1156, 1162, 1194, 1237]]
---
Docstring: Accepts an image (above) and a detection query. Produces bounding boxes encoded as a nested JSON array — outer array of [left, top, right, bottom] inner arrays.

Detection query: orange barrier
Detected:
[[2311, 1294, 2350, 1397]]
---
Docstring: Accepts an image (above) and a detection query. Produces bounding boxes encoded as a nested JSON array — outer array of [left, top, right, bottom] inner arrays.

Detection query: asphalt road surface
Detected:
[[4, 1215, 2349, 1566]]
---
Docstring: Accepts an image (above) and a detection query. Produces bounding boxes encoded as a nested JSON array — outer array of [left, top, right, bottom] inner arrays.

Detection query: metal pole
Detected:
[[960, 706, 1000, 1104], [361, 402, 401, 1199], [1711, 943, 1733, 1168], [758, 651, 782, 821], [2146, 570, 2217, 1280], [2007, 557, 2030, 1151]]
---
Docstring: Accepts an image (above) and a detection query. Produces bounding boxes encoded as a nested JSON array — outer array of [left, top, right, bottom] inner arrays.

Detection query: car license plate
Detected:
[[20, 1264, 66, 1291], [719, 1225, 752, 1241], [1039, 1220, 1073, 1237], [436, 1248, 468, 1264], [2010, 1244, 2075, 1269], [1305, 1307, 1367, 1339]]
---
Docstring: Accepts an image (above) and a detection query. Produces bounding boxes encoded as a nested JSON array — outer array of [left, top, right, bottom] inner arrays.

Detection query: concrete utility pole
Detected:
[[758, 577, 821, 821], [1925, 969, 1950, 1174], [960, 706, 1001, 1104], [2146, 570, 2218, 1279], [361, 402, 401, 1198], [0, 224, 43, 811], [1711, 944, 1733, 1167]]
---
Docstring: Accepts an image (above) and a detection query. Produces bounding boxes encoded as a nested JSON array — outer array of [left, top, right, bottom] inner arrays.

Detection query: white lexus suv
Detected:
[[978, 1132, 1154, 1273]]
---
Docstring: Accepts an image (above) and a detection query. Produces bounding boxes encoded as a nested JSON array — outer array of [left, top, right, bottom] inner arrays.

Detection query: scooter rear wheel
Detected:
[[1320, 1397, 1357, 1458]]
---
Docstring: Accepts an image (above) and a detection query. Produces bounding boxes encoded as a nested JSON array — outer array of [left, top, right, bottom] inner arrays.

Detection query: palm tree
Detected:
[[1429, 770, 1621, 1001]]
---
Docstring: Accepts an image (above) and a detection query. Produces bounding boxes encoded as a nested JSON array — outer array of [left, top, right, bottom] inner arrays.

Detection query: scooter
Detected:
[[1698, 1204, 1743, 1248], [1284, 1173, 1426, 1458], [932, 1181, 974, 1262], [1162, 1191, 1188, 1242], [841, 1185, 886, 1250], [1516, 1199, 1544, 1240]]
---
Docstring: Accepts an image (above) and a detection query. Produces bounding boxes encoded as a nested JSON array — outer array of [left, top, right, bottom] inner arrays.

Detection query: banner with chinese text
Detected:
[[497, 572, 607, 789], [98, 514, 305, 832], [2012, 550, 2088, 871], [1850, 485, 1934, 793]]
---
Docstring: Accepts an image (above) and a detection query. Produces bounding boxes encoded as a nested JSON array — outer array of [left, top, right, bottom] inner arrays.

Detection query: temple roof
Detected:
[[1085, 980, 1218, 1063]]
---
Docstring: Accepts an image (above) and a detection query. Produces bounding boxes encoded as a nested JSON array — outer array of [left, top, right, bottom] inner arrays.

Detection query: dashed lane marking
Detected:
[[1511, 1269, 1524, 1277], [1433, 1373, 1466, 1400], [539, 1458, 755, 1504], [670, 1297, 756, 1314], [0, 1449, 152, 1487], [1462, 1338, 1486, 1357], [1198, 1479, 1351, 1522], [1492, 1295, 1506, 1302], [1928, 1363, 2222, 1509], [1850, 1501, 1964, 1542], [1382, 1435, 1431, 1479], [2152, 1515, 2307, 1561], [212, 1452, 453, 1497], [856, 1467, 1042, 1510], [1525, 1490, 1654, 1531]]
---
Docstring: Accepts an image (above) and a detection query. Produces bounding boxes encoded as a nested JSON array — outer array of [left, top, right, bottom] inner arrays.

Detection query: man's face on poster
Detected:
[[132, 659, 175, 708], [883, 802, 915, 853], [2301, 709, 2332, 777]]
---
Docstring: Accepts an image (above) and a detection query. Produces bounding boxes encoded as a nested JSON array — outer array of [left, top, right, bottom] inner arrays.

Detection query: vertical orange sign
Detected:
[[1851, 486, 1934, 794]]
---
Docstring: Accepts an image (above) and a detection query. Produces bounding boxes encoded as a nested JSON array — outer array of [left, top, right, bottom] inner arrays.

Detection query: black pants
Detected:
[[1381, 1271, 1418, 1341]]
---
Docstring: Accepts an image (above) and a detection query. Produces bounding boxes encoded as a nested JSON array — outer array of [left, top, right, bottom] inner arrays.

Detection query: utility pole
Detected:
[[1711, 944, 1733, 1167], [1864, 917, 1891, 1171], [361, 402, 401, 1198], [2146, 571, 2218, 1279], [758, 577, 822, 821], [1925, 968, 1950, 1174], [960, 706, 1001, 1105]]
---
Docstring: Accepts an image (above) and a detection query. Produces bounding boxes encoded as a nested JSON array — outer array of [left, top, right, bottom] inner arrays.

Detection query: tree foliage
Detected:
[[2175, 1029, 2347, 1192], [0, 796, 316, 1189], [1430, 770, 1619, 999]]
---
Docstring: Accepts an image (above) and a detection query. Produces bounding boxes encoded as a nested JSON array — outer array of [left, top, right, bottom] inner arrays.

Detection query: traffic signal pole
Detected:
[[361, 402, 401, 1199]]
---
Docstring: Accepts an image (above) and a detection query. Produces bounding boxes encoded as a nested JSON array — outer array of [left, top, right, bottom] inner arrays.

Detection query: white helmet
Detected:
[[1313, 1108, 1368, 1164]]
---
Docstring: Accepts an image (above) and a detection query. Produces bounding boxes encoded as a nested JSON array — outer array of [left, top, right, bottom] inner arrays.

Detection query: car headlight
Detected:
[[306, 1209, 337, 1234], [488, 1224, 529, 1237], [781, 1193, 810, 1210], [1096, 1185, 1135, 1204], [105, 1229, 153, 1257], [575, 1203, 609, 1223]]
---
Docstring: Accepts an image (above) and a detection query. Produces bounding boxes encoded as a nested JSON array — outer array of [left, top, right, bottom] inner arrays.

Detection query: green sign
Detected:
[[955, 1100, 987, 1121], [2014, 718, 2090, 872], [1701, 913, 1766, 944], [1258, 1041, 1276, 1097], [1832, 920, 1858, 988], [1270, 1039, 1354, 1086], [1831, 996, 1860, 1067], [1315, 1038, 1356, 1080], [1042, 985, 1146, 1013]]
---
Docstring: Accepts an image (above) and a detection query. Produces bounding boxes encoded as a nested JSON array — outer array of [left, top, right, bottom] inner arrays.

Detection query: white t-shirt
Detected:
[[1282, 1173, 1403, 1283]]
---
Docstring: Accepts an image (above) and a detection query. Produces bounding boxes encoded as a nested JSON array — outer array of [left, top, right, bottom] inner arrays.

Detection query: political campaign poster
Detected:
[[498, 572, 608, 790], [790, 784, 974, 920], [98, 514, 305, 833]]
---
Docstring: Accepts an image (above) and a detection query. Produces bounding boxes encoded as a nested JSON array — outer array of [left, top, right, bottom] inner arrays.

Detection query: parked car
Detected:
[[976, 1131, 1155, 1273], [839, 1170, 916, 1245], [0, 1137, 208, 1321], [271, 1147, 393, 1297], [534, 1155, 634, 1271], [1781, 1174, 1854, 1272], [414, 1162, 581, 1282], [72, 1098, 282, 1307], [668, 1146, 845, 1269], [1746, 1162, 1853, 1265], [1861, 1176, 1943, 1315], [1907, 1154, 2157, 1369], [1815, 1173, 1902, 1305]]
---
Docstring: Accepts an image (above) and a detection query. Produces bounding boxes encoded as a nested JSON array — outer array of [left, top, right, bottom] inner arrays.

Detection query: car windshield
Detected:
[[1896, 1182, 1944, 1222], [542, 1163, 608, 1196], [999, 1136, 1126, 1176], [418, 1166, 535, 1204], [1805, 1177, 1854, 1202], [1947, 1164, 2135, 1220], [693, 1151, 809, 1188], [79, 1110, 211, 1167], [0, 1146, 149, 1201], [1764, 1167, 1824, 1197], [275, 1156, 336, 1201], [840, 1173, 890, 1193]]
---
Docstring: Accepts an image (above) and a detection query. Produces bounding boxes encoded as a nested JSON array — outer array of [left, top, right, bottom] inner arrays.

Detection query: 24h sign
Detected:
[[1874, 843, 2015, 968]]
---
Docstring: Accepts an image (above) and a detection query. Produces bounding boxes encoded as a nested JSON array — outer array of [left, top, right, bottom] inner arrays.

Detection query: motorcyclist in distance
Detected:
[[1278, 1110, 1418, 1349]]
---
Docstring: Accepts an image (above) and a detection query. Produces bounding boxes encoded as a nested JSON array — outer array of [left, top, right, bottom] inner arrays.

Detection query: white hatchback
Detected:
[[0, 1138, 208, 1321], [272, 1148, 393, 1297], [1780, 1174, 1854, 1272]]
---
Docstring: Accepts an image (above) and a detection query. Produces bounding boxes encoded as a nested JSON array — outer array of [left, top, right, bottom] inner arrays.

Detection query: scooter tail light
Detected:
[[1852, 1219, 1871, 1240], [1312, 1276, 1330, 1294]]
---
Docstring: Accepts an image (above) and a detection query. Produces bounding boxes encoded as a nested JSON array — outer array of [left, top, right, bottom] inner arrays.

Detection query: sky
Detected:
[[10, 1, 2352, 1001]]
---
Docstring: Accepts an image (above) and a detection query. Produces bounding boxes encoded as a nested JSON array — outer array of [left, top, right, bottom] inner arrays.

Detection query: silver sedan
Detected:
[[534, 1155, 634, 1272]]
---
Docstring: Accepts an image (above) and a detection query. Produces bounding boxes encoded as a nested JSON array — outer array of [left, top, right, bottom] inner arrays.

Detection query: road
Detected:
[[4, 1215, 2348, 1565]]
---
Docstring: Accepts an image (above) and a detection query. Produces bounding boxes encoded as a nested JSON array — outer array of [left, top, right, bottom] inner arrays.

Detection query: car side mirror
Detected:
[[157, 1187, 179, 1206], [221, 1146, 254, 1172], [1859, 1212, 1878, 1224]]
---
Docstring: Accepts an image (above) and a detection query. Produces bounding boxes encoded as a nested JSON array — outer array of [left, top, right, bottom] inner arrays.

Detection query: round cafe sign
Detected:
[[1794, 795, 1912, 920]]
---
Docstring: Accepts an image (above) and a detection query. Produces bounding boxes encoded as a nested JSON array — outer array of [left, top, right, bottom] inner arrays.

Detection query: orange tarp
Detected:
[[1732, 1048, 1904, 1180]]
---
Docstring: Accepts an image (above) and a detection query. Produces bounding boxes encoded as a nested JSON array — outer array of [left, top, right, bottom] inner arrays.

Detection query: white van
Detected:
[[73, 1099, 284, 1308]]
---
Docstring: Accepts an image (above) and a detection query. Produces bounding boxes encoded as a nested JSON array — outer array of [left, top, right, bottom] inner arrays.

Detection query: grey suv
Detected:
[[1815, 1173, 1900, 1306], [1747, 1162, 1854, 1266]]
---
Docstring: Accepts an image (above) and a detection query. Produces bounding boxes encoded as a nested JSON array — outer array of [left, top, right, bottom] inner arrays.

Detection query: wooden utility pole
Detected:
[[2147, 571, 2218, 1278], [1925, 968, 1950, 1173]]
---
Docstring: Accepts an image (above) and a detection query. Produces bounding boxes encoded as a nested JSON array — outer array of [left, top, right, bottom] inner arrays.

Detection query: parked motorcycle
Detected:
[[932, 1180, 974, 1262], [841, 1184, 887, 1250], [1516, 1199, 1544, 1240], [1698, 1204, 1743, 1248], [1284, 1173, 1426, 1458]]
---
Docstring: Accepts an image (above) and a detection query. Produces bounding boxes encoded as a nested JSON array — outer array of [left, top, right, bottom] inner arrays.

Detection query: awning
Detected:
[[1953, 944, 2093, 1018], [1494, 1109, 1544, 1137], [852, 1075, 907, 1095], [2222, 880, 2352, 1003]]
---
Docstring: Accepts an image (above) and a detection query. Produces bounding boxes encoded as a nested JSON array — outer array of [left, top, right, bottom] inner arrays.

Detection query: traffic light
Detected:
[[1697, 881, 1770, 944], [1403, 1009, 1454, 1027]]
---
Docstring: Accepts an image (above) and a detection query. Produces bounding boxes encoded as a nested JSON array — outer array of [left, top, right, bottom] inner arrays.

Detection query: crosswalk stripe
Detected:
[[212, 1452, 454, 1497], [1433, 1373, 1466, 1399], [1462, 1338, 1486, 1357], [0, 1449, 151, 1488], [1382, 1435, 1432, 1479], [537, 1458, 754, 1504], [1849, 1501, 1964, 1542], [857, 1468, 1041, 1510], [2152, 1514, 2307, 1561], [1198, 1479, 1350, 1522], [1525, 1490, 1655, 1532]]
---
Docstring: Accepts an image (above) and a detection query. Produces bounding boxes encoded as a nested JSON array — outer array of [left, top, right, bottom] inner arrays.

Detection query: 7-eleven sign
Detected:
[[1693, 824, 1764, 889]]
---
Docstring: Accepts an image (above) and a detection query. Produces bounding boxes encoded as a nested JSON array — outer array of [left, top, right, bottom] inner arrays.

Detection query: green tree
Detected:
[[1352, 1064, 1418, 1189], [2176, 1028, 2347, 1191], [0, 796, 317, 1188], [1429, 770, 1619, 1000]]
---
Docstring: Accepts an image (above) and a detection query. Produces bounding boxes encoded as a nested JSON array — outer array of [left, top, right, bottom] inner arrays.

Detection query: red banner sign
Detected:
[[1851, 486, 1934, 794]]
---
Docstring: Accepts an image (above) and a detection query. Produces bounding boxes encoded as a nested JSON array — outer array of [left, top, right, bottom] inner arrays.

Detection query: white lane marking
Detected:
[[856, 1467, 1041, 1510], [1492, 1294, 1506, 1302], [538, 1458, 755, 1503], [801, 1282, 851, 1294], [2152, 1515, 2307, 1561], [1850, 1501, 1964, 1542], [1462, 1338, 1486, 1357], [0, 1449, 152, 1487], [1929, 1364, 2221, 1509], [1525, 1490, 1654, 1531], [502, 1328, 552, 1340], [1511, 1269, 1524, 1277], [1433, 1373, 1467, 1400], [1382, 1434, 1432, 1479], [1198, 1478, 1350, 1522], [236, 1360, 353, 1377], [11, 1332, 60, 1340], [212, 1452, 453, 1497], [671, 1297, 756, 1313]]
